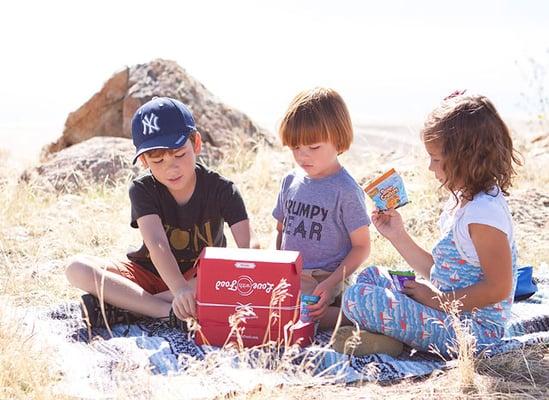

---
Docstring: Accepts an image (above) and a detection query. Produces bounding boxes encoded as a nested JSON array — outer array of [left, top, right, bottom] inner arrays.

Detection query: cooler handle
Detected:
[[235, 262, 256, 269]]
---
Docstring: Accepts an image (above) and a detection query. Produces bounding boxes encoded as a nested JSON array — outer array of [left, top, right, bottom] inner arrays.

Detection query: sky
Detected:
[[1, 0, 548, 156]]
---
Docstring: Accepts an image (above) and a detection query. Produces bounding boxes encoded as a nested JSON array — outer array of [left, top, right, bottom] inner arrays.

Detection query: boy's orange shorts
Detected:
[[112, 259, 196, 295]]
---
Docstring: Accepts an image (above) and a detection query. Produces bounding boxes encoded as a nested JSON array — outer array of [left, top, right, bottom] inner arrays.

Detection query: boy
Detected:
[[66, 97, 253, 329]]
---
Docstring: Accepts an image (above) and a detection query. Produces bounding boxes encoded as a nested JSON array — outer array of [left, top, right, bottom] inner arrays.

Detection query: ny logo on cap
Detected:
[[142, 113, 160, 135]]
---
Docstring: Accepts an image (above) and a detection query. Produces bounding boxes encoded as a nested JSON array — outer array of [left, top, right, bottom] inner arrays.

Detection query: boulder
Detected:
[[23, 137, 143, 193], [44, 59, 273, 158]]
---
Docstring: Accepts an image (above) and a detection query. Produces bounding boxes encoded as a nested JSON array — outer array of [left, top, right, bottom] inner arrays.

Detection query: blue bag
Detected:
[[514, 265, 538, 301]]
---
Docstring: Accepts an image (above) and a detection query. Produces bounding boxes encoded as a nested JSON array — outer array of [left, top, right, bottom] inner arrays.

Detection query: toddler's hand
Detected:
[[308, 280, 336, 319], [172, 286, 197, 320], [371, 208, 406, 240]]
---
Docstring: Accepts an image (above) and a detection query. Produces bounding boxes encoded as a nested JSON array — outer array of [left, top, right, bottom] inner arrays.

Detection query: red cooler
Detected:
[[195, 247, 315, 347]]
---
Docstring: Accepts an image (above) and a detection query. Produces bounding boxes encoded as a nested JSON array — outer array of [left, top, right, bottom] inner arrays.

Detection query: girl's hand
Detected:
[[371, 208, 406, 241], [308, 280, 336, 319], [401, 279, 442, 310]]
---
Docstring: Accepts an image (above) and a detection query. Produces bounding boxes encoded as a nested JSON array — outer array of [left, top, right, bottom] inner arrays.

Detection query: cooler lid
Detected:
[[199, 247, 300, 264]]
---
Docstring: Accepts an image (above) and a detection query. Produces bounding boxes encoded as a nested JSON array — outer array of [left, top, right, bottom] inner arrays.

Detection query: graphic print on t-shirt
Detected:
[[138, 221, 217, 266], [283, 199, 328, 241], [166, 221, 214, 251], [128, 221, 218, 271]]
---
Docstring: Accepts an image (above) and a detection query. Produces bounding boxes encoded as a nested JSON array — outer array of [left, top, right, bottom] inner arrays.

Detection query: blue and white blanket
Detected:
[[32, 276, 549, 397]]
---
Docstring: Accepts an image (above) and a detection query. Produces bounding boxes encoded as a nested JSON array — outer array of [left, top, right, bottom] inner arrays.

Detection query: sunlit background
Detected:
[[1, 0, 547, 158]]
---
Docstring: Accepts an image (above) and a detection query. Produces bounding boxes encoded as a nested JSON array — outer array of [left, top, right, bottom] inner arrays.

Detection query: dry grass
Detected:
[[0, 300, 70, 400], [0, 130, 548, 399]]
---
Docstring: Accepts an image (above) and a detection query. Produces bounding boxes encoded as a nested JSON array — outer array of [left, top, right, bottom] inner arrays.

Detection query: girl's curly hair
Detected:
[[421, 93, 522, 200]]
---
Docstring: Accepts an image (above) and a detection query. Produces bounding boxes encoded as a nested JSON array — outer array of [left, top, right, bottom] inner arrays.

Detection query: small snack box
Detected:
[[388, 270, 416, 291], [195, 247, 315, 347], [364, 168, 409, 211]]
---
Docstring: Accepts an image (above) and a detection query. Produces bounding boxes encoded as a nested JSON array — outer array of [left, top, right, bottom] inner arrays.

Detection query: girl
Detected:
[[272, 87, 372, 327], [342, 93, 522, 356]]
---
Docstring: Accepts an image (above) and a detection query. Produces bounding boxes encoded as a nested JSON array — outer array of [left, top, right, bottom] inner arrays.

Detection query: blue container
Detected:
[[300, 294, 320, 323]]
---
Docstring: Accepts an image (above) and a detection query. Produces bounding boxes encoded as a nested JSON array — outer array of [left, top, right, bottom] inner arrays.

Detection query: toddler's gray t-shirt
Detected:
[[273, 168, 371, 272]]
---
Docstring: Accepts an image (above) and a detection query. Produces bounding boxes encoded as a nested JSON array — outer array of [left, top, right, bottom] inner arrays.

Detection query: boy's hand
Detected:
[[308, 280, 336, 319], [371, 208, 406, 241], [172, 286, 197, 319]]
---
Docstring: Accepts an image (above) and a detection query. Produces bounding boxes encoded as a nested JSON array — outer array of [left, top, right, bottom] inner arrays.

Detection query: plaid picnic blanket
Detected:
[[29, 274, 549, 398]]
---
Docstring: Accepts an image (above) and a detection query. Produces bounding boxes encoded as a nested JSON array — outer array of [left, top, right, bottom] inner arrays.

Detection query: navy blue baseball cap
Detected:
[[131, 97, 196, 164]]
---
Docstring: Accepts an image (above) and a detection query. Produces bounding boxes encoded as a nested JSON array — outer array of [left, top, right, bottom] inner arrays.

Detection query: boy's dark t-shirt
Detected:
[[127, 163, 248, 277]]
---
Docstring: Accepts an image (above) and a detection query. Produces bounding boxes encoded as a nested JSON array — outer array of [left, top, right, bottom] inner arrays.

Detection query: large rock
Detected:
[[23, 137, 144, 192], [44, 59, 273, 157]]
